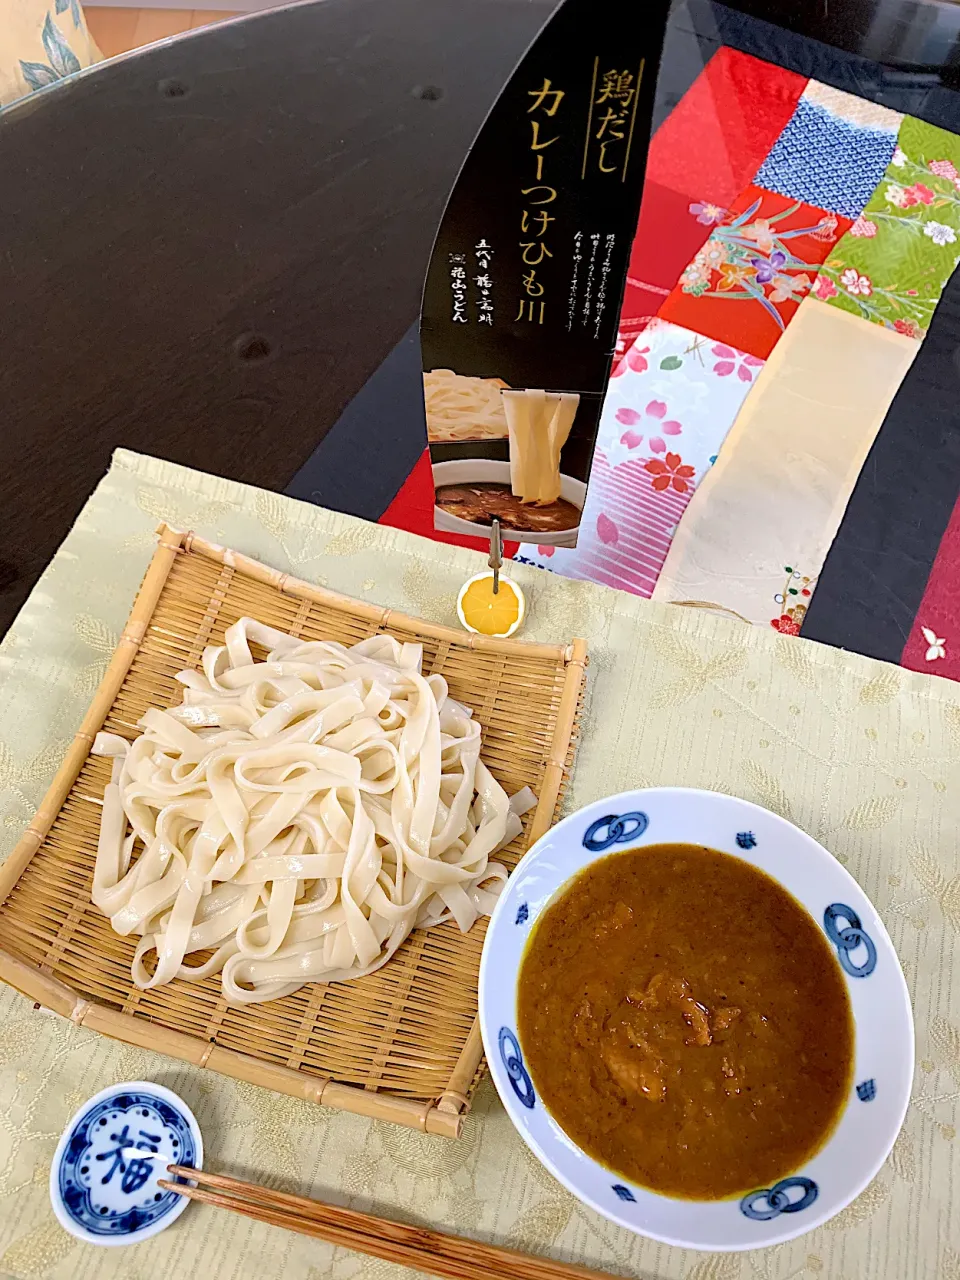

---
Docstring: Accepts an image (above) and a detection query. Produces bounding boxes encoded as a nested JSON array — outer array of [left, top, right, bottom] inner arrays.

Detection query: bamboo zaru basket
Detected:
[[0, 527, 586, 1137]]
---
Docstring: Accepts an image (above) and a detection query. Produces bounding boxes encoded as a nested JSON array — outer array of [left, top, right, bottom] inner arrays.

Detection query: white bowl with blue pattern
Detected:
[[478, 787, 914, 1252], [50, 1081, 202, 1246]]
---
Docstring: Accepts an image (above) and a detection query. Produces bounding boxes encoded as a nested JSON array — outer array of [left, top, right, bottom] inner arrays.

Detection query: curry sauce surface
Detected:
[[517, 844, 854, 1199]]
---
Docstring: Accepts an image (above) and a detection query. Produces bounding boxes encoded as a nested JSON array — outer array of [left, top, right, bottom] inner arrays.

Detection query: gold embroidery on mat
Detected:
[[859, 670, 902, 705], [740, 760, 795, 823], [685, 1257, 741, 1280], [827, 1176, 890, 1230], [72, 613, 119, 697], [401, 560, 458, 623], [840, 795, 902, 831], [322, 525, 380, 558], [0, 1220, 77, 1274], [891, 1128, 918, 1182], [0, 738, 72, 832], [506, 1198, 574, 1252], [647, 626, 747, 709], [381, 1113, 478, 1179]]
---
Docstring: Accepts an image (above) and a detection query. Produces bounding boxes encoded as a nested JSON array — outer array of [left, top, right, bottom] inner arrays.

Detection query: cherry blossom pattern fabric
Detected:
[[515, 320, 763, 596], [659, 185, 851, 359], [652, 300, 918, 628], [514, 452, 693, 593], [754, 86, 900, 219], [812, 117, 960, 338]]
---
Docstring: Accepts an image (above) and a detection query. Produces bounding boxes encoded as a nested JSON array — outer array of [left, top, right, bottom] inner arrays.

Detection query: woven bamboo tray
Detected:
[[0, 526, 586, 1137]]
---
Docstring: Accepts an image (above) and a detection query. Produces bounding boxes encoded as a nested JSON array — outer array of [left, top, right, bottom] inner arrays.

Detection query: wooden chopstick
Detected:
[[159, 1165, 615, 1280]]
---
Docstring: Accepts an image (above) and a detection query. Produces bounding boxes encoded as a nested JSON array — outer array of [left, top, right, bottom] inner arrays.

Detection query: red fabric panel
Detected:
[[901, 496, 960, 678], [659, 186, 851, 359], [631, 184, 715, 292], [647, 48, 807, 206], [379, 449, 520, 557], [616, 182, 714, 359]]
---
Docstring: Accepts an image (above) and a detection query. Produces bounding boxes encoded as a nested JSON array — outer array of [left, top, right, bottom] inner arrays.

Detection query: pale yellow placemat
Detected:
[[0, 448, 957, 1280]]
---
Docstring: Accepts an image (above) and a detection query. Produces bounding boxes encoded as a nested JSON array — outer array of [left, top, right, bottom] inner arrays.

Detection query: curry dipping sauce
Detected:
[[516, 844, 855, 1200], [435, 483, 581, 534]]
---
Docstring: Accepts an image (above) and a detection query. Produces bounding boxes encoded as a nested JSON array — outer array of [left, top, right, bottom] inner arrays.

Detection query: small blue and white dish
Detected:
[[50, 1080, 202, 1247], [478, 787, 914, 1252]]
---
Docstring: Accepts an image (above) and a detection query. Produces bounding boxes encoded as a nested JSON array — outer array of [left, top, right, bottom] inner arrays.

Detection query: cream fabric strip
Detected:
[[801, 80, 904, 133], [652, 299, 918, 627]]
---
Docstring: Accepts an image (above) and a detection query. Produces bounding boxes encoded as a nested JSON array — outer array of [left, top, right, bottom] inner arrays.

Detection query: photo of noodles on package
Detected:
[[419, 0, 669, 547], [426, 374, 583, 543], [423, 371, 510, 443]]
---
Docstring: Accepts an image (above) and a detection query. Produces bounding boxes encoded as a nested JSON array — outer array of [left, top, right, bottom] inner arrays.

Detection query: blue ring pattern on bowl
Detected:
[[735, 831, 757, 849], [612, 1184, 637, 1202], [582, 811, 649, 852], [823, 903, 877, 977], [498, 1028, 535, 1109], [58, 1091, 197, 1237], [740, 1177, 819, 1221], [515, 902, 529, 926], [857, 1079, 877, 1101]]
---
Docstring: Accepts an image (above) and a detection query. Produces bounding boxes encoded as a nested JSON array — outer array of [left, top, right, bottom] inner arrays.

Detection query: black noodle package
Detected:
[[420, 0, 670, 547]]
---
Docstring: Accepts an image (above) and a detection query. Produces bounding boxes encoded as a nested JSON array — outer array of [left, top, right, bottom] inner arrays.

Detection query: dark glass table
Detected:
[[3, 0, 960, 653], [0, 0, 554, 630]]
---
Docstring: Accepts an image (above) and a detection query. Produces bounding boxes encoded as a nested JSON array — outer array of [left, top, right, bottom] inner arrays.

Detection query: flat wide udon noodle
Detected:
[[92, 619, 534, 1006]]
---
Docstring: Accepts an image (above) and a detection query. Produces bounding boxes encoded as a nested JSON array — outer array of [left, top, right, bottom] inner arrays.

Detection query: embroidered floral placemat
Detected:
[[0, 449, 957, 1280]]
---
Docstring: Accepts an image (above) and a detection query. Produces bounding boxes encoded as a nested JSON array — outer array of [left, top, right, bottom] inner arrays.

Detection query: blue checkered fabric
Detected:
[[756, 98, 897, 219]]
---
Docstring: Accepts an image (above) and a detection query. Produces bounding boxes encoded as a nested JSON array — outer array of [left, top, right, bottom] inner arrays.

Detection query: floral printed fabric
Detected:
[[755, 94, 899, 219], [814, 117, 960, 337], [0, 0, 99, 106], [659, 185, 851, 358], [615, 49, 805, 363], [515, 452, 693, 594], [602, 321, 763, 481], [614, 182, 713, 365], [516, 320, 763, 594]]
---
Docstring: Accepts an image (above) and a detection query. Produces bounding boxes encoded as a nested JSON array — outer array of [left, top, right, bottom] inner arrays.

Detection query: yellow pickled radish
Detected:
[[456, 571, 525, 638]]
